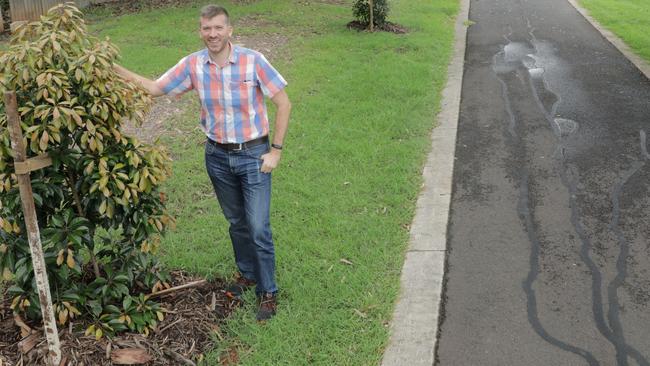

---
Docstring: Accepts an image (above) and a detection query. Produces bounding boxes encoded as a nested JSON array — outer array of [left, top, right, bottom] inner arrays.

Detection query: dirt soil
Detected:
[[0, 270, 242, 365]]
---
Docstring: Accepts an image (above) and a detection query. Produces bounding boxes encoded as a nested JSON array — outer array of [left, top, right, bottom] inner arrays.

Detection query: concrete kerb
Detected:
[[566, 0, 650, 81], [380, 0, 470, 364]]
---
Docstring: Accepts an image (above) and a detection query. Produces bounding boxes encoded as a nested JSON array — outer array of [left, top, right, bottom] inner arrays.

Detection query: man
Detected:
[[114, 4, 291, 321]]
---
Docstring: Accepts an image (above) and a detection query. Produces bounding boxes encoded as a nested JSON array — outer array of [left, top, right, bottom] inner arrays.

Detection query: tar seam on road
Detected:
[[491, 19, 600, 364], [490, 7, 650, 363], [379, 0, 470, 364]]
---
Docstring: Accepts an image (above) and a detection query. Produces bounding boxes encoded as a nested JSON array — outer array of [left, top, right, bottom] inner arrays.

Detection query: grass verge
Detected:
[[90, 0, 458, 364], [578, 0, 650, 62]]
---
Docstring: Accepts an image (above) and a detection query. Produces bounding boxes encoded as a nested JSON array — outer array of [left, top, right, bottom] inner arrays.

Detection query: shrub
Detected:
[[353, 0, 390, 27], [0, 3, 174, 338]]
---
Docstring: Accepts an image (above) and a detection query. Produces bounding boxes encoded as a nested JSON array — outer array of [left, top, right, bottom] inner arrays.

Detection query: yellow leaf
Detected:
[[2, 267, 13, 281], [98, 200, 107, 215], [99, 176, 109, 190], [84, 161, 95, 176], [39, 131, 49, 151], [11, 296, 21, 310], [58, 308, 68, 325], [72, 111, 83, 126], [95, 327, 103, 340], [13, 222, 21, 234], [56, 249, 65, 266], [66, 250, 75, 269], [2, 219, 12, 233], [156, 311, 164, 322], [87, 121, 96, 135], [52, 107, 60, 120], [85, 325, 95, 337], [70, 306, 81, 316]]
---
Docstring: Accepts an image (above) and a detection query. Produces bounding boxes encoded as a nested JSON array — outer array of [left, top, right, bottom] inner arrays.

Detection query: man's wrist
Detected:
[[271, 143, 283, 150]]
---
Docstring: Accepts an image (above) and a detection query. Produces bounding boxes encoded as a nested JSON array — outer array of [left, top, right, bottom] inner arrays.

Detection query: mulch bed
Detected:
[[0, 271, 240, 366], [346, 20, 408, 34]]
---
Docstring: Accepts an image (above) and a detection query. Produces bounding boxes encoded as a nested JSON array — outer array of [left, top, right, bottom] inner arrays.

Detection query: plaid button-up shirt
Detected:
[[156, 44, 287, 144]]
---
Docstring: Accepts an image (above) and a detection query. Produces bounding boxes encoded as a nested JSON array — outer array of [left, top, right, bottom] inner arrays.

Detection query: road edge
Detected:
[[566, 0, 650, 80], [379, 0, 470, 364]]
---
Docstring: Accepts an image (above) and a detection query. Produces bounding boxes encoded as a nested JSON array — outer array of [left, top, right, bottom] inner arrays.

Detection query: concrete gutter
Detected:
[[566, 0, 650, 80], [380, 0, 470, 364]]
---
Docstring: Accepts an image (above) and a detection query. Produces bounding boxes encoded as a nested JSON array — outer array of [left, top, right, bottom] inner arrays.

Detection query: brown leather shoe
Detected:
[[225, 274, 256, 300], [256, 293, 277, 321]]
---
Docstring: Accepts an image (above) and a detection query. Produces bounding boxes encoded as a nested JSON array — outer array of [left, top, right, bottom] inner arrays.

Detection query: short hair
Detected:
[[200, 4, 230, 23]]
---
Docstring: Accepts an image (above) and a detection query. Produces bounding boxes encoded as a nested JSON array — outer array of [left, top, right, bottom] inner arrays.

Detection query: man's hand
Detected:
[[260, 148, 282, 173], [114, 64, 165, 97]]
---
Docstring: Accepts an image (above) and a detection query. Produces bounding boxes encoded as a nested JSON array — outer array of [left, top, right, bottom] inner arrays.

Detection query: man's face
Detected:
[[199, 14, 233, 55]]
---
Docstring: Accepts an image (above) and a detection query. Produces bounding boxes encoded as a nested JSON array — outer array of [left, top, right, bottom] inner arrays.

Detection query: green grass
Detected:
[[88, 0, 458, 364], [578, 0, 650, 62]]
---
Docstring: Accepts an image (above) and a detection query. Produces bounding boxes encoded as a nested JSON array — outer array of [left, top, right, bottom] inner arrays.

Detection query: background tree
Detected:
[[353, 0, 390, 30], [0, 3, 173, 338]]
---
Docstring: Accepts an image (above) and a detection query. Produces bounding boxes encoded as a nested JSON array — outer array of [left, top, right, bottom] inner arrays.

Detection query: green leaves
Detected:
[[353, 0, 391, 27], [0, 3, 173, 337]]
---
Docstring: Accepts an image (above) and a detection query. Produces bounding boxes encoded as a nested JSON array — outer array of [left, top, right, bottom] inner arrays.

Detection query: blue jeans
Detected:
[[205, 141, 277, 295]]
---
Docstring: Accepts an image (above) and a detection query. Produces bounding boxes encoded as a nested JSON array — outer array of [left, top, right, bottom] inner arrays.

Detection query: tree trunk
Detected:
[[369, 0, 374, 32], [5, 91, 62, 366]]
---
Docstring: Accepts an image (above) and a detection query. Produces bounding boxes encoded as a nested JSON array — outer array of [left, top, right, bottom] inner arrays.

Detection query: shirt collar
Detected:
[[203, 42, 237, 65]]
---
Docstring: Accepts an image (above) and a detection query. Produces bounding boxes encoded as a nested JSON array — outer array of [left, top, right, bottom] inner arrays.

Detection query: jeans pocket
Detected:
[[245, 144, 269, 161]]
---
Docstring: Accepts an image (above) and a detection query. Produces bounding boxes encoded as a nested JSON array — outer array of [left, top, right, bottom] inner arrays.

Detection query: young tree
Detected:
[[0, 3, 173, 338], [353, 0, 390, 30]]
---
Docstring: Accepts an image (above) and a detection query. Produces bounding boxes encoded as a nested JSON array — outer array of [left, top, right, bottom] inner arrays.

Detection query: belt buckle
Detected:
[[232, 143, 244, 151]]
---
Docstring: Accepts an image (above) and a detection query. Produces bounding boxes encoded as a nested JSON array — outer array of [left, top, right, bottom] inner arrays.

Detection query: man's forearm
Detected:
[[114, 64, 165, 97], [270, 90, 291, 147]]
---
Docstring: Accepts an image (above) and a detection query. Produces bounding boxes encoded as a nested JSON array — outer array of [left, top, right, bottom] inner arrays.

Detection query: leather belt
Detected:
[[207, 135, 268, 151]]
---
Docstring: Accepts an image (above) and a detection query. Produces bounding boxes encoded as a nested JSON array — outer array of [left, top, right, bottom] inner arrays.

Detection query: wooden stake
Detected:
[[4, 91, 61, 366], [147, 279, 208, 298], [369, 0, 374, 32]]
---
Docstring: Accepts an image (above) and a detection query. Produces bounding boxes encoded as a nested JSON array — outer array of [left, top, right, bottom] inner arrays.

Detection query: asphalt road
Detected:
[[436, 0, 650, 365]]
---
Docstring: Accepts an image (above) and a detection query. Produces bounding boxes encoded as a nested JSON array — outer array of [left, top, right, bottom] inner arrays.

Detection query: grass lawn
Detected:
[[6, 0, 459, 364], [578, 0, 650, 62]]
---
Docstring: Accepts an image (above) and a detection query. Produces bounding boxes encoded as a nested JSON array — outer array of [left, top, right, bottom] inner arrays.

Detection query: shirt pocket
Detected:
[[228, 80, 257, 107]]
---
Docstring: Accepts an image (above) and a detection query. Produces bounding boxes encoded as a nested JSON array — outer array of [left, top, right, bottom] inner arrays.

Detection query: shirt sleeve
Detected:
[[155, 56, 194, 96], [254, 53, 287, 98]]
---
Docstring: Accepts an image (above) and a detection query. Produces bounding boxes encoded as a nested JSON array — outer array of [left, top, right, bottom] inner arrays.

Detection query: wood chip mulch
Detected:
[[346, 20, 409, 34], [0, 270, 240, 366]]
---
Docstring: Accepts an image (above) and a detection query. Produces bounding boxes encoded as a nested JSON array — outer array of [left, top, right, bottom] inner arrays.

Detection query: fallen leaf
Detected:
[[18, 332, 40, 354], [353, 309, 368, 319], [111, 348, 152, 364], [14, 315, 32, 338], [340, 258, 353, 266]]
